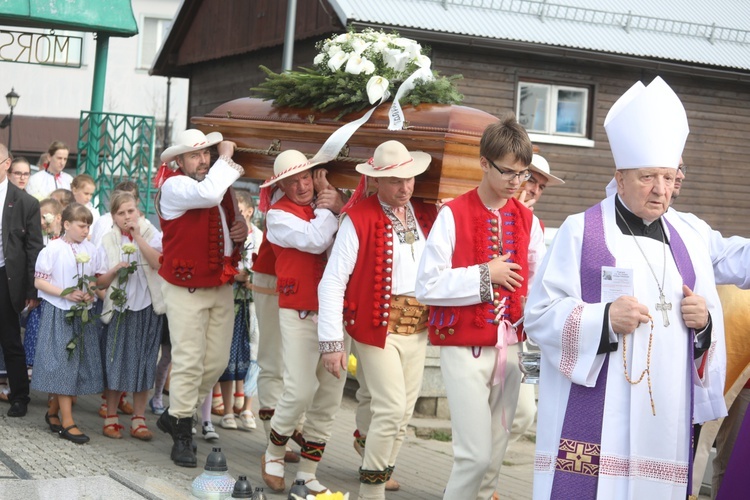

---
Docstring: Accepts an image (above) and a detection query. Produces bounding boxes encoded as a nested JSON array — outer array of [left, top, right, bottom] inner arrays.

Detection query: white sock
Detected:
[[264, 451, 285, 478], [296, 471, 327, 493]]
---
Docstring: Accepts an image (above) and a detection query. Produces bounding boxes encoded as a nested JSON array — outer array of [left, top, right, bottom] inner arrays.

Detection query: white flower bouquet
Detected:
[[252, 28, 462, 118]]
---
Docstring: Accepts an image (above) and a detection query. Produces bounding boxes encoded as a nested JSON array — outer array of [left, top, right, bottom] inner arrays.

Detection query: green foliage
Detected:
[[251, 28, 463, 119]]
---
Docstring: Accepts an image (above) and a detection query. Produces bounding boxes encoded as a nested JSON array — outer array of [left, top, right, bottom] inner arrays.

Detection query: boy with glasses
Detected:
[[416, 116, 546, 499]]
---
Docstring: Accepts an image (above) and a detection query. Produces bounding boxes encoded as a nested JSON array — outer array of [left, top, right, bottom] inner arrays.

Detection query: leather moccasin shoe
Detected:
[[261, 454, 285, 493], [7, 401, 27, 417]]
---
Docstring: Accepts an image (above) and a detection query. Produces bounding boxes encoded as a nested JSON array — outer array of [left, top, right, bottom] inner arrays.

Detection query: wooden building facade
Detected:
[[152, 0, 750, 237]]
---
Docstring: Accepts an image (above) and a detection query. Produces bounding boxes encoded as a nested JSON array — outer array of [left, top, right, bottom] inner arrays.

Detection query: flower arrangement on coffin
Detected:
[[59, 252, 98, 359], [252, 28, 463, 118], [106, 243, 139, 361]]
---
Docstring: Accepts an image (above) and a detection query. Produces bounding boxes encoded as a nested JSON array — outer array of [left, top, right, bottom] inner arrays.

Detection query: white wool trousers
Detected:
[[253, 272, 284, 435], [162, 282, 234, 419], [440, 343, 522, 500]]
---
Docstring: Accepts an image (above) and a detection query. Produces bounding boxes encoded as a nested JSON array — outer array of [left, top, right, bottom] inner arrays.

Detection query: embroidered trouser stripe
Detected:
[[359, 468, 389, 485], [300, 440, 326, 462], [385, 465, 395, 480], [258, 408, 275, 421], [270, 428, 290, 447]]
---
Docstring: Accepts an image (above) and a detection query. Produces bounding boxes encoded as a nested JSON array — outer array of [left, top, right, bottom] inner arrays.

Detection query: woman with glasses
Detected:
[[8, 157, 31, 191]]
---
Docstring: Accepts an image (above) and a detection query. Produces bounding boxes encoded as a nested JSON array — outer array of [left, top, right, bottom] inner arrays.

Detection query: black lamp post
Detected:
[[5, 88, 19, 153]]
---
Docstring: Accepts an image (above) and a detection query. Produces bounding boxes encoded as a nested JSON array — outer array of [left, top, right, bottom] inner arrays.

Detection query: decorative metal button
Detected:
[[385, 277, 391, 283], [382, 312, 389, 318], [491, 245, 499, 251], [492, 319, 500, 325], [381, 321, 388, 326], [386, 258, 393, 264], [383, 294, 391, 300], [385, 267, 392, 273], [490, 219, 498, 225], [383, 303, 390, 309], [384, 286, 391, 291], [448, 328, 455, 335], [386, 250, 393, 255], [494, 300, 501, 306], [440, 334, 446, 340], [386, 241, 393, 247], [386, 224, 392, 230], [491, 227, 498, 233], [491, 236, 498, 242]]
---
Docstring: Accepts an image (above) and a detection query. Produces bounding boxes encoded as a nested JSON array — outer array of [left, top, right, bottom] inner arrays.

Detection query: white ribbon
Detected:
[[387, 67, 434, 131], [310, 91, 391, 165]]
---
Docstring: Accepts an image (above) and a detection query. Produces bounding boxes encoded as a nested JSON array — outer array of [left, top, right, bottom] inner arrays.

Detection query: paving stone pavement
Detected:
[[0, 390, 713, 499], [0, 389, 537, 499]]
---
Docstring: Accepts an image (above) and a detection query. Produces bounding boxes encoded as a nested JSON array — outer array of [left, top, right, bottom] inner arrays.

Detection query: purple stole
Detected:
[[716, 407, 750, 499], [550, 202, 697, 498]]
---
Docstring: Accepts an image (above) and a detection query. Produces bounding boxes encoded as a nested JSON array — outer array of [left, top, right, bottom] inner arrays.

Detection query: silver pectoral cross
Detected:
[[655, 292, 672, 327]]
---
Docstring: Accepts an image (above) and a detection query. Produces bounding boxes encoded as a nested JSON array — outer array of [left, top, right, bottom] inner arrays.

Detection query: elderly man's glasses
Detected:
[[678, 164, 687, 174], [486, 158, 531, 182]]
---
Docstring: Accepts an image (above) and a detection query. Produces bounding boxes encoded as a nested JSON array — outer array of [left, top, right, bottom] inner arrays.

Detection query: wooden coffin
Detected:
[[192, 98, 500, 201]]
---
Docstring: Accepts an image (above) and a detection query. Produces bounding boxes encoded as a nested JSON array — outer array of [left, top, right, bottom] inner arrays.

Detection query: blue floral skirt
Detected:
[[219, 299, 251, 382]]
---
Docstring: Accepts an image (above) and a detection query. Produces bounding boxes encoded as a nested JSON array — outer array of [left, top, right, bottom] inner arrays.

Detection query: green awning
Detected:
[[0, 0, 138, 36]]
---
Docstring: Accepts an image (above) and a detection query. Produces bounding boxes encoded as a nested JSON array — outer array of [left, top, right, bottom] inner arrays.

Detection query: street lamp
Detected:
[[5, 88, 19, 153]]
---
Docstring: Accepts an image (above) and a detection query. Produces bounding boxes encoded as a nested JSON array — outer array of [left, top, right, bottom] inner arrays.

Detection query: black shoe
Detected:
[[156, 407, 175, 436], [45, 412, 63, 433], [171, 416, 197, 468], [59, 424, 90, 444], [7, 401, 27, 417]]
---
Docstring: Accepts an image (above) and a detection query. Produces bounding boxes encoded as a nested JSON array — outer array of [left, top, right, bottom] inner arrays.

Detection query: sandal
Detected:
[[118, 394, 134, 415], [130, 416, 153, 441], [211, 392, 225, 416], [103, 415, 124, 439], [60, 424, 90, 444], [45, 412, 63, 433]]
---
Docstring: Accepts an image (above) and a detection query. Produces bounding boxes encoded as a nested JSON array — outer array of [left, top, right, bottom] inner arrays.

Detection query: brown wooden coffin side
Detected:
[[191, 97, 500, 200]]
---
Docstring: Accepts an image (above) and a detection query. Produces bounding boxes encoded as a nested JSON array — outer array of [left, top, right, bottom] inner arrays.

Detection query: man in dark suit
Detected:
[[0, 143, 43, 417]]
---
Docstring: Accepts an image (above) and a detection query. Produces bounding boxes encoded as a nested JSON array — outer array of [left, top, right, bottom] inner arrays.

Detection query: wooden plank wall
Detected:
[[432, 44, 750, 238], [176, 0, 339, 66], [182, 31, 750, 238]]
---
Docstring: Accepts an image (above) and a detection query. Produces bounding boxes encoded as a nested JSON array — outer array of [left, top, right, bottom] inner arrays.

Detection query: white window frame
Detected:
[[517, 81, 594, 148], [137, 16, 172, 70]]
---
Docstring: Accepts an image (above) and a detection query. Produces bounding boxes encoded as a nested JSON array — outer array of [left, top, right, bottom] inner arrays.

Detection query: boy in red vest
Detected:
[[416, 116, 546, 499], [155, 129, 247, 467], [318, 141, 437, 500], [259, 150, 346, 494]]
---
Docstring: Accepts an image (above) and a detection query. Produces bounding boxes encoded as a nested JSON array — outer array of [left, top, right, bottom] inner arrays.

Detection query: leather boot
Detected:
[[171, 415, 197, 468], [156, 408, 197, 453]]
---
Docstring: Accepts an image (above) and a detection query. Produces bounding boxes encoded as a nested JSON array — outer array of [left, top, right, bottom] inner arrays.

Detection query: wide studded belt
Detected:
[[387, 295, 429, 335]]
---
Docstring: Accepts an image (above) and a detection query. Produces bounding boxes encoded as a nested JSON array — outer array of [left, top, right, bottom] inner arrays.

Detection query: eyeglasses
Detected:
[[11, 171, 30, 178], [678, 164, 687, 174], [486, 158, 531, 182]]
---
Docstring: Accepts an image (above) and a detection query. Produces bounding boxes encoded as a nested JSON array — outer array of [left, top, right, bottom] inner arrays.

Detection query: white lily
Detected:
[[313, 52, 325, 65], [328, 51, 349, 72], [327, 44, 343, 57], [383, 48, 408, 73], [346, 55, 373, 75], [333, 33, 350, 44], [350, 37, 370, 55], [366, 76, 390, 104], [360, 59, 376, 75], [415, 54, 432, 69]]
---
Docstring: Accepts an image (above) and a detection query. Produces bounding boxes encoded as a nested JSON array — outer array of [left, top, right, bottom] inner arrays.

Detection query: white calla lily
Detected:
[[345, 55, 366, 75], [328, 51, 350, 72], [313, 53, 325, 65], [350, 38, 370, 55], [334, 33, 350, 43], [383, 49, 408, 73], [360, 59, 376, 75], [327, 44, 343, 57], [414, 54, 431, 69], [366, 76, 390, 104]]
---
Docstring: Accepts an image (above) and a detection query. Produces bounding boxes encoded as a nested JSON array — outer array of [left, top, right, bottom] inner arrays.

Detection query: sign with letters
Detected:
[[0, 30, 83, 68]]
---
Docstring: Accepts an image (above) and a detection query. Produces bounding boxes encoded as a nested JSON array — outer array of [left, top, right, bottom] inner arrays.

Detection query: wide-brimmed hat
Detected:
[[355, 141, 431, 178], [529, 154, 564, 185], [160, 129, 223, 163], [259, 150, 325, 188]]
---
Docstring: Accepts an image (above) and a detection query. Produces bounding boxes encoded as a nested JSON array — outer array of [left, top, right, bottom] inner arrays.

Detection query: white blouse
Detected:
[[35, 238, 101, 310]]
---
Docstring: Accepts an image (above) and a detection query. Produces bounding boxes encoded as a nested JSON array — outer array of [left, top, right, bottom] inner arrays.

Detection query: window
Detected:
[[138, 17, 172, 70], [517, 81, 594, 147]]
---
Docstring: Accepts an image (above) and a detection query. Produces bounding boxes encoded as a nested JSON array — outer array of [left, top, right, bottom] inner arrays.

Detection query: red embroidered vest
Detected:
[[428, 189, 532, 346], [252, 232, 276, 276], [342, 196, 437, 348], [269, 196, 328, 311], [159, 179, 240, 288]]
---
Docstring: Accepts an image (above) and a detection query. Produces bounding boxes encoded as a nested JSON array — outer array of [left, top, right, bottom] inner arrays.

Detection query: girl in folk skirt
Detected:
[[33, 203, 103, 444], [96, 191, 165, 440]]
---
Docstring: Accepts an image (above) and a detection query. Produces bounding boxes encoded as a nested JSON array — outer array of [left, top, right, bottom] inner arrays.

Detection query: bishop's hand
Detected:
[[681, 285, 709, 330], [610, 296, 650, 335]]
